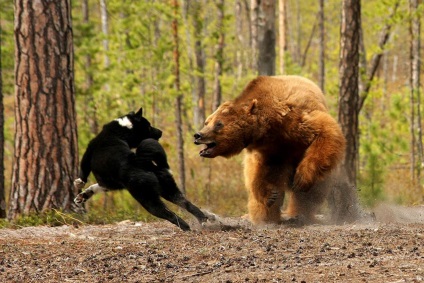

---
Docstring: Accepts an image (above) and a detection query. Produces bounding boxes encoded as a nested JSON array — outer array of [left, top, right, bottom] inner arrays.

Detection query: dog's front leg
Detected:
[[74, 183, 108, 204], [74, 178, 86, 191]]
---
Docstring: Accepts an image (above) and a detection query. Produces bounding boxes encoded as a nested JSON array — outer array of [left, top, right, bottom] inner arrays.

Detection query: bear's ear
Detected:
[[247, 99, 258, 115], [135, 107, 143, 117]]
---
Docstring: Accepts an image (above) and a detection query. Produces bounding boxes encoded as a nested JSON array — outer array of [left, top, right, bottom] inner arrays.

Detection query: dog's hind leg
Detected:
[[156, 170, 212, 224], [167, 193, 212, 224], [74, 183, 108, 204], [127, 187, 191, 231]]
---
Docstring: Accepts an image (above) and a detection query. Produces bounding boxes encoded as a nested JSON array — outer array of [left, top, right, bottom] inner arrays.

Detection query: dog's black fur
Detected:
[[74, 108, 211, 231]]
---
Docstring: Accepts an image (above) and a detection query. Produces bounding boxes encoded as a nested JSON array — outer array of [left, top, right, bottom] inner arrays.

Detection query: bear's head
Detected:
[[194, 100, 258, 158], [112, 107, 162, 148]]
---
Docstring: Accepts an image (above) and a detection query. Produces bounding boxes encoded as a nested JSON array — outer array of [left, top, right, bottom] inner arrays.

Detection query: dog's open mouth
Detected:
[[196, 142, 217, 157]]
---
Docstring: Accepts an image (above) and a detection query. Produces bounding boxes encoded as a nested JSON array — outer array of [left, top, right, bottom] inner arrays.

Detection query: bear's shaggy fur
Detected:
[[194, 76, 346, 224]]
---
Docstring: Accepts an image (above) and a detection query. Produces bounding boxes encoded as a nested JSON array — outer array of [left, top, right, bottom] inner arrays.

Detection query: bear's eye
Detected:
[[214, 121, 223, 131]]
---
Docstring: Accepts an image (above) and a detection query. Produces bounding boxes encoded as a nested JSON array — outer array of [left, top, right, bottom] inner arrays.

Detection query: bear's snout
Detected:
[[194, 132, 202, 141]]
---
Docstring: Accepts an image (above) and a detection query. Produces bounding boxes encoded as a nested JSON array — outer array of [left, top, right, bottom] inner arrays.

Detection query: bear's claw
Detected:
[[266, 190, 279, 207]]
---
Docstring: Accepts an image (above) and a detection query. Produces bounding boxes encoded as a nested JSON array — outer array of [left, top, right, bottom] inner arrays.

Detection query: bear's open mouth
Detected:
[[199, 142, 217, 157]]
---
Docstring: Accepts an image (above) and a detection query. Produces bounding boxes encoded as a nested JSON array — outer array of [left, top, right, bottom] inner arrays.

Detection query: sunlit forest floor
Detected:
[[0, 204, 423, 282]]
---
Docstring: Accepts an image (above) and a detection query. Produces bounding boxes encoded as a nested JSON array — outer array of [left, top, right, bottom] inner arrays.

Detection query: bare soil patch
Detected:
[[0, 204, 423, 283]]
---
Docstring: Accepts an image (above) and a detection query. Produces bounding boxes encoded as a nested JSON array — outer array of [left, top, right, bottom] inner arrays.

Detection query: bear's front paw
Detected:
[[74, 178, 86, 190]]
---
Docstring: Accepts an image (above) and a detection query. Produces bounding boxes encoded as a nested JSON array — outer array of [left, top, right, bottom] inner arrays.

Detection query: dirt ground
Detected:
[[0, 204, 423, 283]]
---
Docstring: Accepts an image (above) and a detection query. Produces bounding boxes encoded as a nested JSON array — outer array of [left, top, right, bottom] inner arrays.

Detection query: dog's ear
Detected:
[[135, 107, 143, 117]]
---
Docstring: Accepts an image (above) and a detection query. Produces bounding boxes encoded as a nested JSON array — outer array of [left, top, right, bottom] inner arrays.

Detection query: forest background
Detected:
[[0, 0, 422, 225]]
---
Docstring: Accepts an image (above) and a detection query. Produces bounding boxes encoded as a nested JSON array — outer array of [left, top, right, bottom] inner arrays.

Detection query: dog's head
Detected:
[[113, 107, 162, 148]]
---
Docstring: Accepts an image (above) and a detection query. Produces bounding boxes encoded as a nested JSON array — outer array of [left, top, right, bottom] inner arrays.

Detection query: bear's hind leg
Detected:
[[286, 179, 331, 224]]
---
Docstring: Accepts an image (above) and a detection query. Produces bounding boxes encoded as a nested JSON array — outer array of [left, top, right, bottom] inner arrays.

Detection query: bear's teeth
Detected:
[[199, 142, 216, 157]]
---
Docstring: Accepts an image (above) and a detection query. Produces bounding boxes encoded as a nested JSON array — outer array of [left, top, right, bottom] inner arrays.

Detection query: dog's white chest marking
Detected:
[[115, 117, 133, 129]]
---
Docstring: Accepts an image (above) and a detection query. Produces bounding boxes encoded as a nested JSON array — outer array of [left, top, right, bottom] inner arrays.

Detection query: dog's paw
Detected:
[[74, 193, 86, 205], [201, 218, 222, 230], [74, 178, 86, 190], [203, 210, 217, 222]]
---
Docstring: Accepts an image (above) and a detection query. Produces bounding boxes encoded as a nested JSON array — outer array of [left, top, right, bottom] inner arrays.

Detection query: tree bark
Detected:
[[338, 0, 361, 186], [300, 13, 318, 68], [0, 22, 6, 218], [235, 0, 243, 80], [409, 0, 422, 183], [250, 0, 259, 69], [99, 0, 114, 210], [182, 0, 196, 128], [278, 0, 285, 75], [318, 0, 325, 91], [82, 0, 98, 135], [332, 0, 362, 223], [256, 0, 276, 75], [9, 0, 80, 219], [172, 0, 186, 194], [212, 0, 225, 111], [100, 0, 110, 69], [192, 0, 206, 129]]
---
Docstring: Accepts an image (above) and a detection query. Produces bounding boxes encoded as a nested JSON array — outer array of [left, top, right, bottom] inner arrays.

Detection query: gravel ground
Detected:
[[0, 204, 423, 283]]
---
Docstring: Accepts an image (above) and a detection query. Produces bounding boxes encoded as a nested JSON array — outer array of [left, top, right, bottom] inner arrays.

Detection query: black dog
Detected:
[[74, 108, 211, 231]]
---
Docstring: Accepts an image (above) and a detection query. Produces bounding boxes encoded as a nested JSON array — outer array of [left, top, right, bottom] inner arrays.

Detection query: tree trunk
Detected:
[[256, 0, 276, 75], [0, 24, 5, 218], [300, 13, 318, 68], [235, 0, 244, 80], [243, 0, 253, 70], [182, 0, 196, 126], [9, 0, 80, 219], [338, 0, 361, 187], [278, 0, 285, 75], [286, 0, 301, 65], [192, 0, 206, 129], [318, 0, 325, 91], [172, 0, 186, 194], [250, 0, 259, 69], [409, 0, 422, 184], [100, 0, 114, 209], [100, 0, 110, 69], [82, 0, 98, 135], [212, 0, 225, 111], [333, 0, 361, 224]]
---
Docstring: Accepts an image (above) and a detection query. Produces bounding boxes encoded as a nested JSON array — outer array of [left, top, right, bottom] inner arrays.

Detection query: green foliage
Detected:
[[0, 0, 14, 96], [358, 85, 412, 206]]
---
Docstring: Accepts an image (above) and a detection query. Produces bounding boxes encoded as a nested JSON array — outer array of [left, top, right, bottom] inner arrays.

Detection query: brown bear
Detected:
[[194, 75, 346, 225]]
